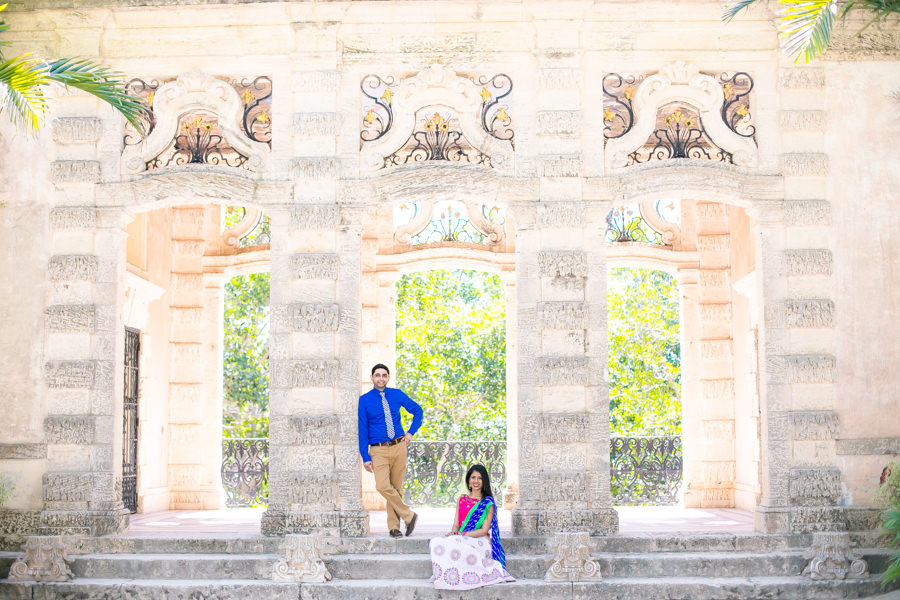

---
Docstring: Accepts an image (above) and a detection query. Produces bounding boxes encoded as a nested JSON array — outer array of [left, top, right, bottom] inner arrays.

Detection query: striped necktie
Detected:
[[379, 390, 396, 439]]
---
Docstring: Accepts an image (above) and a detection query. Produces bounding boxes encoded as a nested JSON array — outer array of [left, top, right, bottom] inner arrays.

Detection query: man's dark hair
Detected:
[[371, 363, 390, 375]]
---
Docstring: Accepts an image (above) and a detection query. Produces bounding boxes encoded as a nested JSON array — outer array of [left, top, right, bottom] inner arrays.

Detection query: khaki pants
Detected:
[[370, 440, 414, 531]]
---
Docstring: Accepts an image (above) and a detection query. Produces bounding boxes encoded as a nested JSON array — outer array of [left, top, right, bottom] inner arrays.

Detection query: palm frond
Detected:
[[723, 0, 763, 21], [47, 57, 146, 132], [0, 4, 10, 53], [0, 53, 50, 134], [778, 0, 840, 63]]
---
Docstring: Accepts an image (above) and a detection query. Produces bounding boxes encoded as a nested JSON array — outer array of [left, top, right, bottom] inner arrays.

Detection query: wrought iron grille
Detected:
[[122, 327, 140, 514], [404, 441, 506, 507], [221, 438, 269, 507], [611, 435, 683, 505]]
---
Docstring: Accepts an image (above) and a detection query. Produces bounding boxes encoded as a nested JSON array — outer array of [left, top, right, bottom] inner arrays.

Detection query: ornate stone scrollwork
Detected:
[[121, 71, 272, 174], [359, 65, 514, 174], [802, 532, 869, 580], [604, 61, 757, 169], [271, 534, 333, 583], [545, 531, 603, 582], [7, 536, 73, 582]]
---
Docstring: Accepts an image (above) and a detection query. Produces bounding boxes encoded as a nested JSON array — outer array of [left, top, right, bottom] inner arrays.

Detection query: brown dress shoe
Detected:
[[405, 512, 418, 537], [389, 529, 403, 538]]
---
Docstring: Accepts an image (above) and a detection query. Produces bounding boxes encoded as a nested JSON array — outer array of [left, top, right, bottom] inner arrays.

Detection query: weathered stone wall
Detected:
[[0, 0, 896, 537]]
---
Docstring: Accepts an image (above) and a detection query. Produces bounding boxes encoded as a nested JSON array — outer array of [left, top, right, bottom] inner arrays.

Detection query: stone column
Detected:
[[503, 276, 520, 509], [678, 268, 704, 507], [41, 206, 129, 535], [167, 206, 221, 510], [512, 202, 618, 536], [262, 204, 367, 537]]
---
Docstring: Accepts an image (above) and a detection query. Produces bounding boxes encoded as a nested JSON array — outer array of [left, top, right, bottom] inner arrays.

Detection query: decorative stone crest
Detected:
[[271, 534, 333, 583], [8, 536, 73, 582], [802, 532, 868, 580], [545, 531, 602, 582]]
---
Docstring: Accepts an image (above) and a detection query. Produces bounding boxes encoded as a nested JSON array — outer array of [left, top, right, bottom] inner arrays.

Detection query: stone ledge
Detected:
[[837, 438, 900, 455], [0, 443, 47, 459]]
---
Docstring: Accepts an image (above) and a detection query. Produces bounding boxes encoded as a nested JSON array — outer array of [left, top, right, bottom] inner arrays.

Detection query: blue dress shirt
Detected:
[[357, 387, 423, 462]]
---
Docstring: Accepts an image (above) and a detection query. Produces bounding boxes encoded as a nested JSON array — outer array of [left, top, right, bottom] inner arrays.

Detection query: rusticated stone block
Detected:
[[272, 303, 340, 332], [791, 506, 846, 533], [271, 360, 340, 388], [702, 379, 734, 402], [786, 354, 836, 383], [701, 339, 732, 359], [291, 254, 340, 280], [784, 200, 831, 226], [539, 156, 583, 178], [44, 416, 94, 445], [537, 203, 585, 227], [837, 437, 900, 455], [0, 443, 47, 459], [294, 70, 340, 92], [288, 416, 341, 445], [699, 269, 729, 288], [779, 110, 826, 132], [790, 411, 840, 441], [782, 153, 828, 176], [697, 202, 727, 218], [293, 112, 340, 136], [537, 301, 588, 330], [45, 305, 96, 332], [699, 303, 731, 322], [536, 111, 580, 136], [291, 157, 339, 179], [782, 249, 833, 276], [785, 299, 835, 328], [280, 475, 339, 508], [42, 473, 92, 502], [0, 509, 41, 534], [790, 468, 841, 505], [290, 205, 340, 229], [50, 207, 98, 230], [537, 357, 589, 386], [44, 361, 95, 388], [538, 251, 587, 278], [778, 68, 825, 89], [538, 68, 583, 89], [52, 118, 101, 143], [540, 413, 591, 443], [339, 510, 369, 537], [49, 161, 100, 184], [540, 473, 589, 502], [697, 234, 730, 252], [48, 256, 98, 281], [537, 508, 618, 535]]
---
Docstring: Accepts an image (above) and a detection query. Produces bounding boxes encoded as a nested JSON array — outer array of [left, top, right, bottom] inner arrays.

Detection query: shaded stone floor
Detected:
[[124, 506, 755, 537]]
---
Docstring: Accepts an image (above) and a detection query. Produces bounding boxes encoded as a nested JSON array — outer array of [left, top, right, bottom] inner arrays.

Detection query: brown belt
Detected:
[[371, 437, 404, 448]]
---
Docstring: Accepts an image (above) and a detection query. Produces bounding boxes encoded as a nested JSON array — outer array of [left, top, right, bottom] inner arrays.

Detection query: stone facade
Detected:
[[0, 0, 896, 539]]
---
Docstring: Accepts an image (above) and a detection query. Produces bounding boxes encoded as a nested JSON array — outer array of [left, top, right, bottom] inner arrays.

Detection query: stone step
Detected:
[[0, 575, 892, 600], [59, 548, 896, 581]]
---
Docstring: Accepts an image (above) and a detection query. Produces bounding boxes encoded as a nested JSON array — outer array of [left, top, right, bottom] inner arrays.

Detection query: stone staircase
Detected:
[[0, 532, 896, 599]]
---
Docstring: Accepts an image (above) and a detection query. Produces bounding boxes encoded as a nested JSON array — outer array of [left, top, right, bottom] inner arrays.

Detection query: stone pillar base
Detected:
[[755, 504, 849, 534], [260, 509, 341, 537], [39, 509, 128, 536], [513, 508, 618, 536], [339, 510, 369, 537]]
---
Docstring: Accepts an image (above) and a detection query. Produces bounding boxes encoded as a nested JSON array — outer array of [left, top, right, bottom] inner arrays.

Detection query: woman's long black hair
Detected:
[[465, 463, 494, 499]]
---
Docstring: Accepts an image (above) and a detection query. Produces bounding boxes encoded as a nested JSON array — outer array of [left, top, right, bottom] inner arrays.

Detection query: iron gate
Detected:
[[122, 327, 140, 513]]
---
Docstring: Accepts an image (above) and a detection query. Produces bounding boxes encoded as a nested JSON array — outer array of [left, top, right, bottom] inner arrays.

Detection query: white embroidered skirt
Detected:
[[428, 535, 515, 590]]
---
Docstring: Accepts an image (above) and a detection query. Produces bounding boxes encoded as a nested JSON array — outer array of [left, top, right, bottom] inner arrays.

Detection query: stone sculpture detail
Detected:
[[545, 531, 603, 582], [7, 536, 72, 582], [271, 534, 333, 583], [802, 532, 869, 580]]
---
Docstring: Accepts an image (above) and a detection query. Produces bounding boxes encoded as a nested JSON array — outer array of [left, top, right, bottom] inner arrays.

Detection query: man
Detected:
[[358, 363, 423, 538]]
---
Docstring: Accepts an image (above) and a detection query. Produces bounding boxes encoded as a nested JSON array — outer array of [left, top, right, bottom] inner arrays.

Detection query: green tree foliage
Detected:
[[395, 269, 506, 441], [608, 267, 681, 436], [222, 272, 270, 439]]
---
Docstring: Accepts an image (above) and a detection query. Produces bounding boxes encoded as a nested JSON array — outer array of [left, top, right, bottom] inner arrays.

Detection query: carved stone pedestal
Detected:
[[7, 536, 72, 582], [545, 531, 603, 582], [802, 532, 869, 580], [271, 534, 333, 583]]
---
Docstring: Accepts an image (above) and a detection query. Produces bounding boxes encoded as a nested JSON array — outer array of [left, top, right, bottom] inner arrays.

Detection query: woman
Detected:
[[428, 464, 515, 589]]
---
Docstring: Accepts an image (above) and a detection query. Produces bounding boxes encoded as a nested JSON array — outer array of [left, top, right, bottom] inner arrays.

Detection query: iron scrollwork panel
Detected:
[[404, 441, 507, 507], [121, 327, 140, 514], [610, 436, 683, 505], [221, 438, 269, 507]]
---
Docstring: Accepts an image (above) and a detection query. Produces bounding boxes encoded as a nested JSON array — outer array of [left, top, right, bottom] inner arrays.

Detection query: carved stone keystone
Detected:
[[545, 531, 602, 582], [271, 534, 332, 583], [802, 532, 869, 580], [7, 536, 72, 582]]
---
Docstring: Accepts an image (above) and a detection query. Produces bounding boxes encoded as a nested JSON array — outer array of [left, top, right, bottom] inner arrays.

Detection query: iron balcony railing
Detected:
[[610, 435, 683, 505], [220, 435, 682, 508]]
